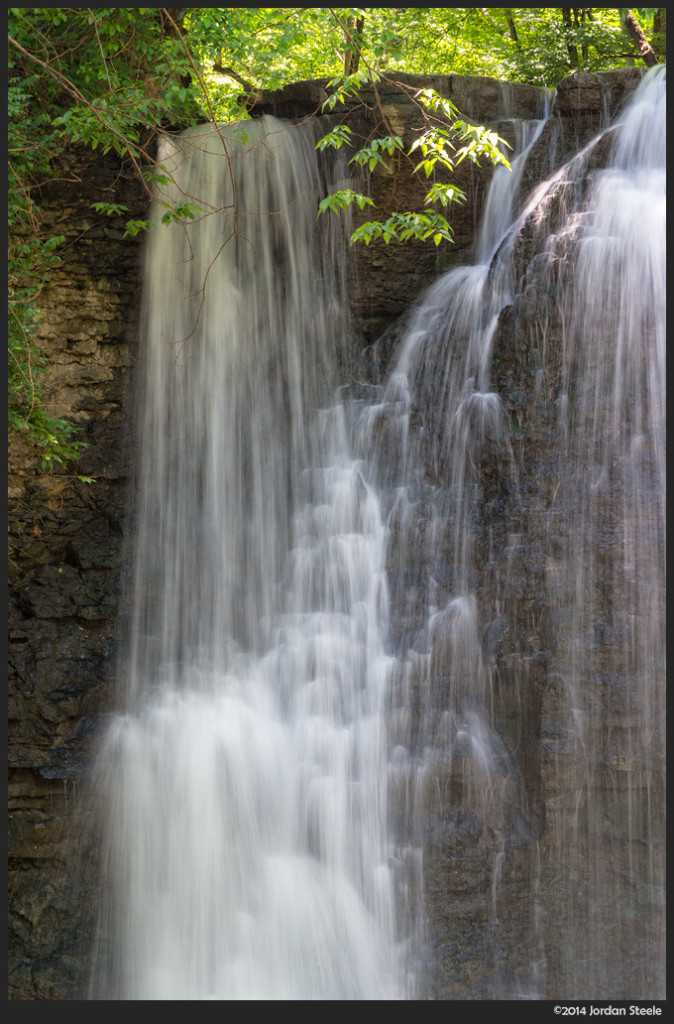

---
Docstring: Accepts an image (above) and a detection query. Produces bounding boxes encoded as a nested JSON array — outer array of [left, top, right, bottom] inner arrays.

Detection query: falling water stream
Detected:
[[89, 68, 665, 1000], [90, 117, 401, 1000], [370, 66, 665, 997]]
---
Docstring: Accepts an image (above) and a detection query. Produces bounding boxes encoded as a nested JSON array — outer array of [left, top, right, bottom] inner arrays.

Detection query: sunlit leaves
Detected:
[[317, 190, 375, 216], [349, 136, 404, 172], [316, 80, 511, 249], [350, 211, 453, 247], [410, 127, 457, 177], [424, 182, 466, 208], [323, 67, 381, 110], [315, 125, 354, 150], [452, 121, 512, 170], [411, 89, 512, 174], [416, 89, 461, 121]]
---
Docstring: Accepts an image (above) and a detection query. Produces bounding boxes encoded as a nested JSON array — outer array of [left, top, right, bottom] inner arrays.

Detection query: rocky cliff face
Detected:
[[8, 68, 658, 1000], [8, 148, 148, 999]]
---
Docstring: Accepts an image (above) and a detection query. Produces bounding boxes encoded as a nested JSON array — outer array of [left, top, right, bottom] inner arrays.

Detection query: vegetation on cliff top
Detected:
[[7, 8, 665, 467]]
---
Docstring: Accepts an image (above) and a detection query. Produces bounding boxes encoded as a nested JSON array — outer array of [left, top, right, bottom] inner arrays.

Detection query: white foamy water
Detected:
[[89, 116, 402, 1000]]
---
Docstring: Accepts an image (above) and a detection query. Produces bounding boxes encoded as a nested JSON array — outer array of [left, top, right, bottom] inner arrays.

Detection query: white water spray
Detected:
[[89, 117, 401, 1000]]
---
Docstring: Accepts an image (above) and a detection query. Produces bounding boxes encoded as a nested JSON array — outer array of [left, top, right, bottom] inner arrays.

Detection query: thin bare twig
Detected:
[[88, 9, 114, 94]]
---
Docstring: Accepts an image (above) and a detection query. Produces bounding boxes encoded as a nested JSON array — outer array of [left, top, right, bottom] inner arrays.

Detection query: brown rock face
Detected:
[[8, 147, 148, 999], [553, 67, 645, 115]]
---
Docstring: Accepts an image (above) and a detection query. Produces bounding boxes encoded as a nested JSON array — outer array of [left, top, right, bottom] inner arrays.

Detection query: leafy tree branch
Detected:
[[8, 8, 664, 465]]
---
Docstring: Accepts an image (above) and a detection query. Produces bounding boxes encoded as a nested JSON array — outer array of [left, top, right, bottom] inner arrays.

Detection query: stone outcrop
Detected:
[[8, 67, 658, 1000]]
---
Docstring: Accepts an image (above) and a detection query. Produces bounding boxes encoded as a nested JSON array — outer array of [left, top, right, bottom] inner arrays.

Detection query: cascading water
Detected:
[[354, 97, 560, 998], [88, 116, 402, 1000], [360, 67, 665, 998], [87, 67, 665, 1002], [538, 66, 666, 998]]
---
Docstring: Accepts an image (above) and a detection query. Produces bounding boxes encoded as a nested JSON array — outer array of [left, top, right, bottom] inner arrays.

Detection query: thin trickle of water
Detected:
[[477, 101, 554, 262], [89, 116, 402, 1000]]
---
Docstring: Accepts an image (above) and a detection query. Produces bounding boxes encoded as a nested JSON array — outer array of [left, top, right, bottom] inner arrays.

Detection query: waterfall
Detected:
[[88, 68, 665, 1001], [368, 67, 665, 998], [89, 116, 402, 1000], [540, 66, 666, 997]]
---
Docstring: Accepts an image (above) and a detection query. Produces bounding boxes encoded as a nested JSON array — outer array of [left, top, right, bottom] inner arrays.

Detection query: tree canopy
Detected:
[[7, 8, 665, 465], [181, 8, 665, 117]]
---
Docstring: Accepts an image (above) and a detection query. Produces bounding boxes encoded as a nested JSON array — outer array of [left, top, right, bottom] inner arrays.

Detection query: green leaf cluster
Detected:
[[349, 136, 404, 173], [8, 8, 201, 466], [318, 189, 375, 216], [316, 81, 511, 247], [183, 8, 662, 109], [351, 211, 454, 248], [8, 7, 664, 463]]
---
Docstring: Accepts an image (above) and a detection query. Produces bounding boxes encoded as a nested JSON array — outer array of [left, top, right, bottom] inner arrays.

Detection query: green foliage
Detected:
[[184, 8, 661, 100], [316, 79, 510, 247], [8, 227, 87, 469], [159, 201, 201, 227], [318, 190, 375, 216], [351, 211, 454, 247], [349, 135, 404, 172], [89, 202, 154, 241], [322, 68, 380, 110], [8, 55, 80, 467], [8, 7, 201, 467], [316, 125, 354, 150], [423, 182, 467, 208], [90, 201, 130, 218], [184, 8, 335, 121], [9, 7, 663, 463]]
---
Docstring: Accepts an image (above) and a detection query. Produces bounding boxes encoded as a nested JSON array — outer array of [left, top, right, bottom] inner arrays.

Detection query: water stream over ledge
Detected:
[[87, 68, 665, 1000]]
